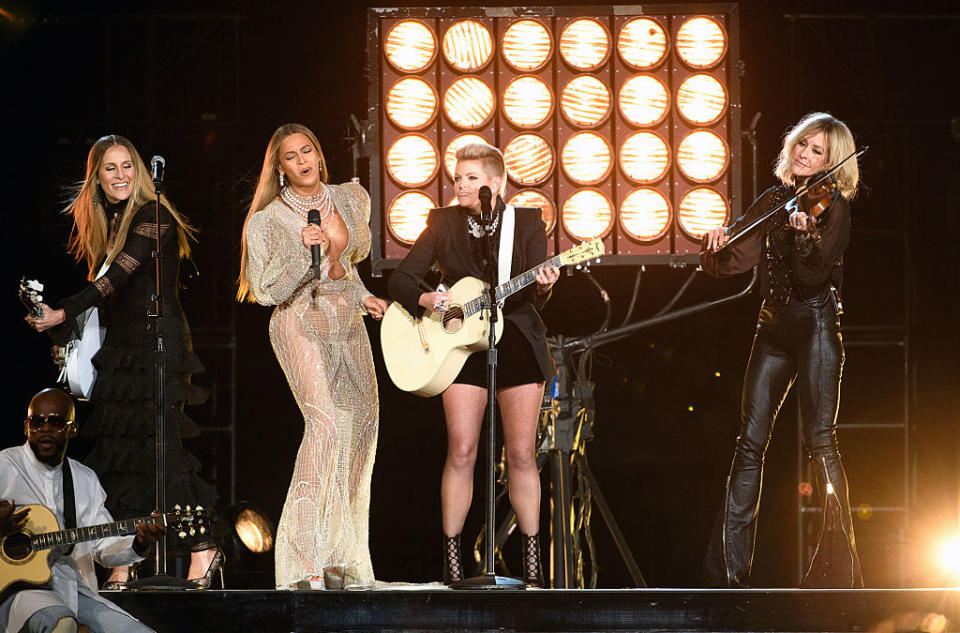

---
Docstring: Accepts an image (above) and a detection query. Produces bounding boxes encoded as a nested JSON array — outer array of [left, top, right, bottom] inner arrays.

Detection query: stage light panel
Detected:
[[444, 133, 488, 179], [561, 132, 613, 185], [617, 17, 668, 69], [504, 133, 554, 186], [618, 74, 669, 127], [386, 134, 439, 187], [559, 18, 611, 71], [385, 77, 438, 130], [677, 186, 728, 238], [560, 75, 612, 127], [503, 76, 554, 129], [443, 76, 496, 129], [676, 16, 727, 69], [620, 187, 671, 241], [387, 190, 435, 244], [442, 20, 494, 72], [509, 189, 556, 233], [502, 19, 553, 72], [384, 20, 437, 72], [676, 73, 728, 125], [677, 129, 729, 182], [562, 188, 614, 240], [619, 131, 670, 184]]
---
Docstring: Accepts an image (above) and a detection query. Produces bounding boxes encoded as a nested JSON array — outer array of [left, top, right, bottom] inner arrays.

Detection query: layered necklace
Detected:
[[466, 212, 499, 238], [281, 184, 333, 220]]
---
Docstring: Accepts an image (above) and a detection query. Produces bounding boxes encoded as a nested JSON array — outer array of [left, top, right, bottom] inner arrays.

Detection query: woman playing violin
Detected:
[[701, 112, 862, 588]]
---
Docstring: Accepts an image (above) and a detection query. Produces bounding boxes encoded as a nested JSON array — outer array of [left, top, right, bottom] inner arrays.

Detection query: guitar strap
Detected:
[[61, 459, 77, 554], [496, 205, 516, 306]]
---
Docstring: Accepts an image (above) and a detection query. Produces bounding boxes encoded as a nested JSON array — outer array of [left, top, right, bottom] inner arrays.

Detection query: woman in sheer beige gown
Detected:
[[238, 123, 387, 589]]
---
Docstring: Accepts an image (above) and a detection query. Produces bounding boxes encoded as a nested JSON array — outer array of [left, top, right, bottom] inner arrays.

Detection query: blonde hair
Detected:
[[774, 112, 859, 199], [66, 134, 195, 280], [236, 123, 329, 302], [455, 142, 506, 195]]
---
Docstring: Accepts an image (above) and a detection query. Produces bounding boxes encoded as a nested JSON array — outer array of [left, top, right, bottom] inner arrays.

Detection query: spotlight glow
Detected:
[[677, 186, 728, 238], [444, 133, 488, 179], [508, 189, 556, 233], [560, 75, 612, 127], [562, 189, 614, 240], [386, 134, 439, 187], [504, 133, 554, 186], [502, 19, 553, 72], [677, 130, 729, 182], [384, 20, 437, 72], [503, 76, 554, 129], [559, 18, 611, 71], [385, 77, 438, 130], [443, 77, 495, 129], [617, 17, 668, 69], [387, 190, 435, 244], [677, 73, 728, 125], [619, 131, 670, 184], [618, 74, 669, 127], [442, 20, 493, 72], [620, 188, 671, 241], [676, 16, 727, 69], [561, 132, 613, 185]]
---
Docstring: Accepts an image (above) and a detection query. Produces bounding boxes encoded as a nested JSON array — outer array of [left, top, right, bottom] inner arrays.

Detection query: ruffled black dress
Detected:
[[51, 199, 215, 550]]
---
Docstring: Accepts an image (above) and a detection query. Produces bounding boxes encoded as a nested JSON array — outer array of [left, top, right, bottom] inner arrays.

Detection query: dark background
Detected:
[[2, 0, 958, 588]]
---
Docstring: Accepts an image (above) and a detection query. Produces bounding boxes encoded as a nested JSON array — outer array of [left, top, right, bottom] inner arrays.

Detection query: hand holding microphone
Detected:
[[306, 209, 324, 279]]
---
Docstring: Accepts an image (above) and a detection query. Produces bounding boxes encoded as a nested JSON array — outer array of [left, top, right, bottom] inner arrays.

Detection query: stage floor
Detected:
[[107, 587, 960, 632]]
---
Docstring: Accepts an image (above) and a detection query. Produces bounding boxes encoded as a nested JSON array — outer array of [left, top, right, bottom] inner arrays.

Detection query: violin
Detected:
[[785, 171, 839, 242]]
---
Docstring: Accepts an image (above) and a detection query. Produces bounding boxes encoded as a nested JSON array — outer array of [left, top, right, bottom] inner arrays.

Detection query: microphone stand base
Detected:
[[450, 574, 525, 591], [125, 574, 197, 591]]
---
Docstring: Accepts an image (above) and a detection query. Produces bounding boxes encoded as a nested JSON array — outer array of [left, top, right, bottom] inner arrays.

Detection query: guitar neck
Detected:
[[30, 514, 167, 552], [462, 254, 562, 318]]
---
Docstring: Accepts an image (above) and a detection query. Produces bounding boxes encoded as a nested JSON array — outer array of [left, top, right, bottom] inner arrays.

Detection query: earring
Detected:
[[279, 171, 285, 187]]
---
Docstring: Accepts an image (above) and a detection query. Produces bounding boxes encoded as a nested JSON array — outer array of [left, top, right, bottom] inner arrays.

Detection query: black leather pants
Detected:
[[704, 289, 863, 588]]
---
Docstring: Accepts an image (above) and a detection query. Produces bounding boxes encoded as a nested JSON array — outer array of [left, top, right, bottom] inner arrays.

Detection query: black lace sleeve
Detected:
[[715, 186, 788, 277]]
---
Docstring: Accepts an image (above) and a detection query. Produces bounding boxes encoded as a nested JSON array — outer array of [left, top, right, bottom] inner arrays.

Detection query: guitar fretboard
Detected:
[[30, 515, 166, 551], [461, 255, 563, 318]]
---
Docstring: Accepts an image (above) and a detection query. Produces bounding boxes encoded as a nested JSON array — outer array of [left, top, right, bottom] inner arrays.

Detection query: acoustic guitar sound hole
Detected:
[[2, 532, 33, 561], [442, 306, 464, 333]]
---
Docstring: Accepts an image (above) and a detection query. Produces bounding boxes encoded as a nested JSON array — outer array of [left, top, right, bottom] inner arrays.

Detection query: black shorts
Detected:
[[454, 320, 544, 388]]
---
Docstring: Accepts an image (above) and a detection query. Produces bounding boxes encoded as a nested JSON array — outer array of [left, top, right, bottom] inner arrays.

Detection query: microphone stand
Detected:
[[452, 198, 524, 590]]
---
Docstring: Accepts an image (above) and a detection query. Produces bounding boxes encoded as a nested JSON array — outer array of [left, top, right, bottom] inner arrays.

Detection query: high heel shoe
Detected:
[[520, 532, 544, 588], [101, 563, 137, 591], [442, 534, 463, 585], [189, 547, 224, 589]]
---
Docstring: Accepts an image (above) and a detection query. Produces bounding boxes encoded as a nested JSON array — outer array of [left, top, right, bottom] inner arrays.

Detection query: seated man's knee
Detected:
[[51, 617, 79, 633]]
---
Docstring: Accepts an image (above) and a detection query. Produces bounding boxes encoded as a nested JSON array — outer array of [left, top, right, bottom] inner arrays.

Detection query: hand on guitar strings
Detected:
[[0, 500, 30, 537], [535, 265, 560, 295], [132, 511, 167, 552], [25, 302, 66, 332], [419, 291, 451, 314]]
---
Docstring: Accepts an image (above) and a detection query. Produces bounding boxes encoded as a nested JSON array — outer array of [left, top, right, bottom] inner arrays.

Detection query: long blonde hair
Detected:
[[66, 134, 196, 279], [774, 112, 859, 199], [236, 123, 329, 302]]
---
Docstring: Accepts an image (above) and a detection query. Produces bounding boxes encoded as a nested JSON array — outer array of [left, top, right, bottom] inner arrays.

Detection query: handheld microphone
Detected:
[[307, 209, 323, 279], [478, 186, 493, 223], [151, 155, 165, 184]]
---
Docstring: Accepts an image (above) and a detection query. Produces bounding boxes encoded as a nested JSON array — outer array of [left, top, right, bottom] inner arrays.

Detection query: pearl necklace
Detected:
[[281, 185, 332, 220], [466, 212, 499, 238]]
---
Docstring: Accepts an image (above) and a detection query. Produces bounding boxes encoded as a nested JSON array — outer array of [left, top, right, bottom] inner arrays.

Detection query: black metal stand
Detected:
[[127, 172, 195, 591], [452, 210, 524, 591]]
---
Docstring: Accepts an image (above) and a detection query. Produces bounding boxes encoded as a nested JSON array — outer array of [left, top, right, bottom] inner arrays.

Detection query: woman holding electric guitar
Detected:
[[388, 143, 559, 586], [700, 112, 863, 588]]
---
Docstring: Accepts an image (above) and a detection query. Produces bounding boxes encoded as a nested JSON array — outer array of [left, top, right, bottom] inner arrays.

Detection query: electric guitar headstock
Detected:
[[19, 277, 44, 320], [559, 238, 605, 267]]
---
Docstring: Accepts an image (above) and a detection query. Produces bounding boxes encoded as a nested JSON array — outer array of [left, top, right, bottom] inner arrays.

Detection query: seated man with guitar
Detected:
[[0, 388, 164, 633], [387, 142, 559, 587]]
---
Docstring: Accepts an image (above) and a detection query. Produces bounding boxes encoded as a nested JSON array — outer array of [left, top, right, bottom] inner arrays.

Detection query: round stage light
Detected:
[[677, 130, 729, 182], [502, 19, 553, 72], [619, 131, 670, 184], [676, 16, 727, 69], [444, 133, 488, 179], [618, 74, 669, 127], [676, 73, 728, 125], [442, 20, 494, 72], [562, 189, 614, 240], [620, 188, 671, 241], [559, 18, 611, 71], [386, 134, 439, 187], [562, 132, 613, 186], [677, 186, 728, 238], [443, 77, 495, 129], [387, 190, 435, 244], [503, 76, 554, 129], [617, 17, 668, 69], [385, 77, 438, 130], [560, 75, 612, 127], [504, 133, 554, 186], [508, 189, 556, 233], [384, 20, 437, 73]]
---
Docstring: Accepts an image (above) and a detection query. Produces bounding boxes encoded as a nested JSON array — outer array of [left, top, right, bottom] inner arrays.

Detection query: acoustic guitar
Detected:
[[381, 239, 604, 396]]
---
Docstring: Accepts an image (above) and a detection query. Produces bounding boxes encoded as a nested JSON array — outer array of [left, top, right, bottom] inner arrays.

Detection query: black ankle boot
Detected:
[[442, 534, 463, 585], [520, 532, 544, 587]]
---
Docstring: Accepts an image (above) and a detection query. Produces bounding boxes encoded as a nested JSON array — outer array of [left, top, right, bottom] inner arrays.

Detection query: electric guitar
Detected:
[[19, 277, 104, 400], [0, 504, 206, 595], [381, 239, 604, 396]]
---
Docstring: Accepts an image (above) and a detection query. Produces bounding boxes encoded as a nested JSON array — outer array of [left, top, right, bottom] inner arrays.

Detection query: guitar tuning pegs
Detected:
[[174, 504, 182, 511], [179, 530, 187, 538], [196, 505, 204, 511], [189, 528, 196, 536], [185, 505, 192, 512], [200, 527, 207, 534]]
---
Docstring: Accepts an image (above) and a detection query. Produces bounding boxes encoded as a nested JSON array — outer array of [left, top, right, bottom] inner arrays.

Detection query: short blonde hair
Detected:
[[455, 142, 505, 180], [774, 112, 859, 199]]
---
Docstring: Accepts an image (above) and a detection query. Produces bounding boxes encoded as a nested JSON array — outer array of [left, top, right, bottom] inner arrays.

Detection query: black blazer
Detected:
[[387, 204, 556, 383]]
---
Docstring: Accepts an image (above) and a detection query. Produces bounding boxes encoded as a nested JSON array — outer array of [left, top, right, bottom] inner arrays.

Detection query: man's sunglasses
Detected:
[[26, 414, 76, 432]]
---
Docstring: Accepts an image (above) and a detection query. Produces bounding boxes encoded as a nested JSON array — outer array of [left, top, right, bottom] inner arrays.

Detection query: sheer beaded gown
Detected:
[[244, 182, 379, 589]]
